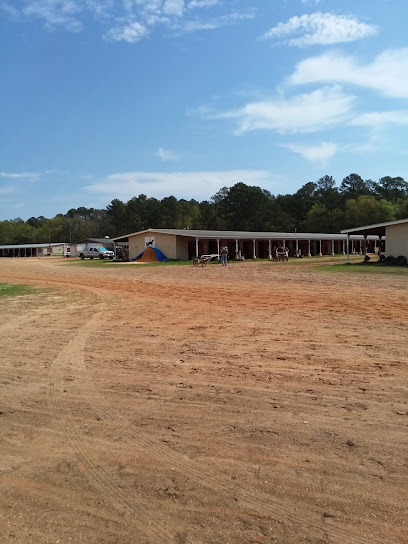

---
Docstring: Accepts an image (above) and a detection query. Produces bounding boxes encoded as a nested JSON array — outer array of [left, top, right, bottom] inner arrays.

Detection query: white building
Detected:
[[342, 218, 408, 261], [112, 228, 380, 261], [0, 243, 69, 257]]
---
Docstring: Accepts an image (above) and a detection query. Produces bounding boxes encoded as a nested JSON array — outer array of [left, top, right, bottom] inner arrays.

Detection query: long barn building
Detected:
[[112, 229, 382, 260]]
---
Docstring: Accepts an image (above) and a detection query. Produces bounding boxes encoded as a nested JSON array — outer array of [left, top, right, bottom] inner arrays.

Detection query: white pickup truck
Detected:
[[79, 247, 115, 260]]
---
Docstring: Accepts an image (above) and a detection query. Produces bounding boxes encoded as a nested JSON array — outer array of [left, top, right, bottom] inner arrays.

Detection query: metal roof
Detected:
[[72, 238, 114, 245], [0, 243, 67, 250], [341, 218, 408, 236], [112, 228, 379, 242]]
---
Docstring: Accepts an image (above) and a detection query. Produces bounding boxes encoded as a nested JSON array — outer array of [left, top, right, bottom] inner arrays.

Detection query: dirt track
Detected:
[[0, 257, 407, 544]]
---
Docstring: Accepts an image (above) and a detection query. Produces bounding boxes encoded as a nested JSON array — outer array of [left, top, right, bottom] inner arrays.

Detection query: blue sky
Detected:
[[1, 0, 408, 220]]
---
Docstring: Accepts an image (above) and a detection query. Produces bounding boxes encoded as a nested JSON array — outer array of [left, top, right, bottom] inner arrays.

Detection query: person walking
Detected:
[[220, 245, 228, 266]]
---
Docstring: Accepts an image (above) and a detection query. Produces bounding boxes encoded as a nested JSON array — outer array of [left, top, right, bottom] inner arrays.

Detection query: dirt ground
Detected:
[[0, 257, 407, 544]]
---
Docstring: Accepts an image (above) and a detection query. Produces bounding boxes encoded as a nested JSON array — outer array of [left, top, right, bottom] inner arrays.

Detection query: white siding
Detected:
[[128, 232, 178, 260], [385, 223, 408, 258]]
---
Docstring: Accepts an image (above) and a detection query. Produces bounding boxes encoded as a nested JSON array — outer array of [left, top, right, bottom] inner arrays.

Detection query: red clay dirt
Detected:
[[136, 247, 160, 263], [0, 257, 407, 544]]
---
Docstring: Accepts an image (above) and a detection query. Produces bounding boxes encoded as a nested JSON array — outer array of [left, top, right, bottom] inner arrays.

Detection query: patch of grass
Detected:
[[313, 261, 408, 276], [0, 283, 37, 298]]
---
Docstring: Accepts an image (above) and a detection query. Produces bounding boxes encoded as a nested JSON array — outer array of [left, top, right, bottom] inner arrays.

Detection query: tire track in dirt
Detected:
[[4, 259, 399, 543], [48, 312, 183, 544], [70, 316, 391, 544]]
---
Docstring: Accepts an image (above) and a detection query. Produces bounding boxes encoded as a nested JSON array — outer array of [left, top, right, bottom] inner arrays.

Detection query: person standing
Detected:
[[220, 245, 228, 266]]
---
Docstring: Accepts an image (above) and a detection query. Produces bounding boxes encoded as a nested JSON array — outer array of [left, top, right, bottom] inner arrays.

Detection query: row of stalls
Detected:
[[0, 239, 128, 258], [194, 237, 381, 260], [112, 228, 384, 261], [4, 218, 407, 261], [0, 243, 70, 257]]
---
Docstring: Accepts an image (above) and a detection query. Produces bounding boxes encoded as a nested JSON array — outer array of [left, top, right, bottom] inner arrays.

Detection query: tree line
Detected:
[[1, 174, 408, 245]]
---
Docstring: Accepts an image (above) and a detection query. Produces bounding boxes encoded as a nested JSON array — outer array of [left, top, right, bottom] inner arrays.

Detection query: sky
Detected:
[[1, 0, 408, 220]]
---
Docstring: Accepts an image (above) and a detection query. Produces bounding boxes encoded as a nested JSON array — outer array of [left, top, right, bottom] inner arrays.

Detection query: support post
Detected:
[[268, 240, 272, 260], [319, 240, 322, 256], [378, 236, 382, 260], [363, 235, 367, 260], [346, 234, 350, 263], [253, 239, 256, 259], [235, 239, 239, 259], [196, 238, 199, 257], [308, 240, 311, 257], [332, 240, 335, 256]]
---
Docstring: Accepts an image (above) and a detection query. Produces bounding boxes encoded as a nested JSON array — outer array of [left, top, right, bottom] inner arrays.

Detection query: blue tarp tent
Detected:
[[131, 247, 168, 262]]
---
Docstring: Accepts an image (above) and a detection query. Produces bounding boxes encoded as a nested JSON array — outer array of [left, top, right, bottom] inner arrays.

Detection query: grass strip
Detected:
[[0, 283, 37, 298], [313, 262, 408, 276]]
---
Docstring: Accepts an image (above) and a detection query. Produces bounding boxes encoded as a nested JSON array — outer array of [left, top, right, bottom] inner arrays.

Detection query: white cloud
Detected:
[[289, 48, 408, 98], [282, 142, 337, 164], [85, 0, 114, 19], [84, 170, 277, 201], [0, 171, 41, 181], [206, 86, 355, 134], [104, 21, 148, 42], [0, 2, 20, 18], [182, 10, 255, 32], [261, 12, 378, 46], [351, 110, 408, 127], [163, 0, 184, 17], [7, 0, 253, 40], [188, 0, 219, 8], [22, 0, 83, 32], [156, 147, 180, 161]]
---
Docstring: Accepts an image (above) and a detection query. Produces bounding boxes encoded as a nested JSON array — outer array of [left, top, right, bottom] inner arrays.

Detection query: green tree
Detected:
[[340, 173, 370, 200], [394, 197, 408, 220], [344, 195, 394, 228], [277, 182, 317, 231], [37, 216, 66, 243], [160, 196, 179, 228], [126, 197, 143, 233], [211, 183, 275, 231], [27, 216, 46, 229], [141, 197, 162, 229], [107, 199, 128, 235], [313, 176, 341, 231], [371, 176, 408, 202], [198, 201, 217, 229]]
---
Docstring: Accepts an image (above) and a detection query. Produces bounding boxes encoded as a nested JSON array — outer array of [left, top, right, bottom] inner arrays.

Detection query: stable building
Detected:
[[0, 243, 69, 257], [342, 218, 408, 262], [112, 229, 379, 261]]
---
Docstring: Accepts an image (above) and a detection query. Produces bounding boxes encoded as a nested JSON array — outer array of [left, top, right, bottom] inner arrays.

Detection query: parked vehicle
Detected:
[[79, 247, 114, 260]]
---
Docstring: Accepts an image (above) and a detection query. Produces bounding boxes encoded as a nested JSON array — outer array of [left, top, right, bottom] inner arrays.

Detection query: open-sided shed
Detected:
[[0, 243, 69, 257], [341, 218, 408, 262]]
